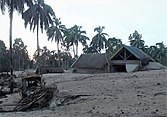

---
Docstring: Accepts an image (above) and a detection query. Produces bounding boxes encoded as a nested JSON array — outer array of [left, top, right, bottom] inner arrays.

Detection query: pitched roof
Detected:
[[110, 45, 155, 65], [71, 53, 107, 69], [124, 45, 154, 61]]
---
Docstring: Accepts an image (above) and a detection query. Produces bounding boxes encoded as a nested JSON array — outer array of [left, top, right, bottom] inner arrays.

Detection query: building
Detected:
[[109, 45, 155, 72], [71, 45, 165, 73], [71, 53, 109, 73]]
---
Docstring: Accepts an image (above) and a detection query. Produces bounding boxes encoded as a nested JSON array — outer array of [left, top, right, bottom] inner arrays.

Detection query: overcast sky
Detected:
[[0, 0, 167, 57]]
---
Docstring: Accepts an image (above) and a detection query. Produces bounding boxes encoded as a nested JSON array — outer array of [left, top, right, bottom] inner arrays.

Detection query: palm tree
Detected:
[[0, 0, 33, 75], [145, 42, 167, 66], [128, 30, 145, 50], [83, 45, 98, 54], [59, 51, 72, 69], [90, 26, 109, 53], [106, 37, 122, 54], [63, 25, 89, 57], [33, 46, 51, 66], [46, 18, 66, 52], [13, 38, 30, 70], [155, 42, 167, 65], [22, 0, 55, 55]]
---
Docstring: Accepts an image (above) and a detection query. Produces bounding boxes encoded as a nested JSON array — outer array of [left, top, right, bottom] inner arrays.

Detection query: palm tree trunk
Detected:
[[9, 1, 13, 76], [76, 43, 78, 57], [73, 44, 75, 57], [37, 20, 39, 56], [57, 42, 59, 52], [9, 0, 14, 93]]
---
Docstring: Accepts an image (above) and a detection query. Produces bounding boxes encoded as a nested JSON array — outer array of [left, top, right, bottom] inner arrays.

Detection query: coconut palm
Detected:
[[83, 45, 98, 54], [22, 0, 55, 55], [90, 26, 109, 53], [106, 37, 122, 54], [155, 42, 167, 64], [63, 25, 89, 57], [128, 30, 145, 50], [46, 18, 66, 52], [0, 0, 33, 75], [59, 51, 72, 69], [13, 38, 30, 70]]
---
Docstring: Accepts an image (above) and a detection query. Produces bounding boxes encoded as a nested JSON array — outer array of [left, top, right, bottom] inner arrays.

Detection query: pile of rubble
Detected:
[[14, 86, 56, 111], [0, 74, 57, 112], [0, 73, 16, 97]]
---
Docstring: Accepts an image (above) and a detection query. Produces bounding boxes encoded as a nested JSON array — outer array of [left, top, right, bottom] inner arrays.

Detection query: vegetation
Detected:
[[90, 26, 108, 53], [0, 40, 9, 72], [0, 0, 166, 73], [0, 0, 33, 75], [62, 25, 89, 57], [128, 31, 167, 66], [22, 0, 55, 55], [12, 38, 31, 70]]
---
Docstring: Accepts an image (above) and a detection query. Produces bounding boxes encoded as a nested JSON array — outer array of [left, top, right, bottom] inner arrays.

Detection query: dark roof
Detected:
[[110, 45, 155, 65], [124, 45, 154, 61], [71, 53, 107, 69]]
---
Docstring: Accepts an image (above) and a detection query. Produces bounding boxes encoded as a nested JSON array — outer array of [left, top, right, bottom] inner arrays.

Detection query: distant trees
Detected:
[[33, 46, 73, 69], [0, 0, 33, 75], [12, 38, 31, 70], [145, 42, 167, 66], [0, 38, 31, 72], [106, 37, 122, 54], [62, 25, 89, 57], [0, 40, 9, 72], [128, 30, 167, 66], [0, 0, 167, 69], [128, 30, 145, 51]]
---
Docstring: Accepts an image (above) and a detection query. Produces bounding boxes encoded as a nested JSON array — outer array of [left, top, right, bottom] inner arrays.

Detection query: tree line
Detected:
[[0, 0, 166, 73], [0, 29, 167, 72]]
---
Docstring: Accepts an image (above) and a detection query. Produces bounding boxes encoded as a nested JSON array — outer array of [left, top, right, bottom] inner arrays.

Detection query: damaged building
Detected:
[[71, 45, 165, 73]]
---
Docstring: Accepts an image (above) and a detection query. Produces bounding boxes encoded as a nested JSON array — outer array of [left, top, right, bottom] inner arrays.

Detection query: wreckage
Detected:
[[0, 74, 57, 112]]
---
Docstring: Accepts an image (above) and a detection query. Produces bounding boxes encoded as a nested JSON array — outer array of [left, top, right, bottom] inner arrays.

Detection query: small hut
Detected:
[[109, 45, 155, 72], [35, 66, 64, 75], [71, 54, 108, 73]]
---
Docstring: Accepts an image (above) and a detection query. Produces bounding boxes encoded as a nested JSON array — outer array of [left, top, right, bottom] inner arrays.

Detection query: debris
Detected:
[[156, 83, 161, 85], [154, 92, 167, 96], [0, 75, 57, 112]]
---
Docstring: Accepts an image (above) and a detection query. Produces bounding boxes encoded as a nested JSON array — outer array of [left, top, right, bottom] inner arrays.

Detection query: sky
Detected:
[[0, 0, 167, 57]]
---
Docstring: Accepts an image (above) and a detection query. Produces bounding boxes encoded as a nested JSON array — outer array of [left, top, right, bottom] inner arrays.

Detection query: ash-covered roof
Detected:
[[71, 53, 107, 69]]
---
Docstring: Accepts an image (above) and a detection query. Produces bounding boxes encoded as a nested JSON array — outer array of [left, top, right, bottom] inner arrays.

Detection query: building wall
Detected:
[[110, 60, 141, 72]]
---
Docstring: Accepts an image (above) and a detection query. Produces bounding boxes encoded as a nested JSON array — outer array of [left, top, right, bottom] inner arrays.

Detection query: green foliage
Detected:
[[90, 26, 109, 53], [0, 0, 33, 14], [1, 0, 167, 68], [62, 25, 89, 57], [129, 30, 167, 66], [22, 0, 55, 50], [46, 18, 66, 51], [128, 30, 145, 50], [106, 37, 122, 54], [0, 40, 9, 72], [33, 46, 73, 69], [145, 42, 167, 66], [83, 45, 98, 54], [0, 0, 33, 75], [12, 38, 31, 70]]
